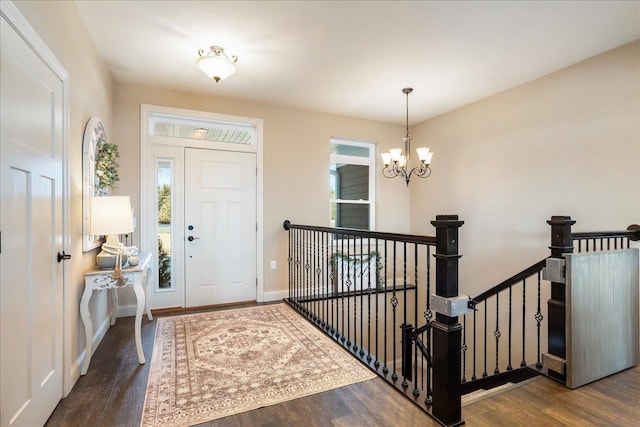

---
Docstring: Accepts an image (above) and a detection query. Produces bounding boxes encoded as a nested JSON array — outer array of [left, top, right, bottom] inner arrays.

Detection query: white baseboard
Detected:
[[117, 304, 139, 318], [263, 290, 289, 302], [118, 292, 289, 312], [66, 350, 86, 395], [65, 309, 113, 394]]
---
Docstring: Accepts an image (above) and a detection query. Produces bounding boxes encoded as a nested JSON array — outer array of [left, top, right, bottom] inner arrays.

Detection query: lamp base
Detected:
[[96, 250, 128, 269]]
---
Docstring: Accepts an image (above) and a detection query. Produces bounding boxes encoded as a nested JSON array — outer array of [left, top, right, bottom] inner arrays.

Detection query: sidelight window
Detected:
[[157, 160, 173, 289]]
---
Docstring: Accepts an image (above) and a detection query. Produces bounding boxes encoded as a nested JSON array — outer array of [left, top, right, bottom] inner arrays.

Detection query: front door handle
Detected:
[[187, 236, 200, 242], [57, 251, 71, 263]]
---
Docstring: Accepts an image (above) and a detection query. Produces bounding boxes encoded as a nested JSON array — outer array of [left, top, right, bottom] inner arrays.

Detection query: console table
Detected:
[[80, 253, 153, 375]]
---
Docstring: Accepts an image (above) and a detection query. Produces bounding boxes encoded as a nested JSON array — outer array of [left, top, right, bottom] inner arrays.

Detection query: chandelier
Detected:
[[381, 88, 433, 186], [196, 45, 238, 83]]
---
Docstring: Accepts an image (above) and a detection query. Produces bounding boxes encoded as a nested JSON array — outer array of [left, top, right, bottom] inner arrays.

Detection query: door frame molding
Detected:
[[140, 104, 265, 305], [0, 0, 71, 395]]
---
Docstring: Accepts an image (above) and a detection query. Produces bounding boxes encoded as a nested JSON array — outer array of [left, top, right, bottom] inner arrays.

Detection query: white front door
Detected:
[[0, 14, 64, 426], [184, 148, 257, 306]]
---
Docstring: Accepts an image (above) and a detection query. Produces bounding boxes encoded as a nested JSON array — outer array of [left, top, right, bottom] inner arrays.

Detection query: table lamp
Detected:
[[89, 196, 134, 268]]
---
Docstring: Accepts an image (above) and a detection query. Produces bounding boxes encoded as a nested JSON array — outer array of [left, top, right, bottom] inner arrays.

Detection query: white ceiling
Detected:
[[75, 1, 640, 125]]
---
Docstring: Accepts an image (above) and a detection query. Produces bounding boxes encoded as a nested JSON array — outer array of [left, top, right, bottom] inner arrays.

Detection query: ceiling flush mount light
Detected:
[[381, 88, 433, 186], [197, 45, 238, 83]]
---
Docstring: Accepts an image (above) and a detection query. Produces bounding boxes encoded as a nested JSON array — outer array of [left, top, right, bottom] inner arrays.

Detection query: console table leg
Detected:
[[133, 282, 146, 364], [110, 288, 118, 326], [80, 286, 93, 375], [144, 267, 153, 321]]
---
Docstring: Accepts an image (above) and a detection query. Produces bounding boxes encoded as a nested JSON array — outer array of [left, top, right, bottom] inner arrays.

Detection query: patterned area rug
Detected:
[[140, 303, 376, 426]]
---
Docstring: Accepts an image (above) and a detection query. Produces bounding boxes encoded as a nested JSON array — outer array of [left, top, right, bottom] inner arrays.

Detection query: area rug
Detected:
[[140, 303, 376, 427]]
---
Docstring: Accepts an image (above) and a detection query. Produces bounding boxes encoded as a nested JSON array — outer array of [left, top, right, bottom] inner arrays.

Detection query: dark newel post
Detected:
[[546, 215, 575, 383], [431, 215, 464, 427]]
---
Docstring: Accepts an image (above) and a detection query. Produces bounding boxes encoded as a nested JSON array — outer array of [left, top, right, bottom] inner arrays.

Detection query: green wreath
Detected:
[[95, 140, 120, 192]]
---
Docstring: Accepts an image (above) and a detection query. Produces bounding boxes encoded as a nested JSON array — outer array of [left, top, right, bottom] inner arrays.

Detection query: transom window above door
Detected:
[[149, 113, 255, 145]]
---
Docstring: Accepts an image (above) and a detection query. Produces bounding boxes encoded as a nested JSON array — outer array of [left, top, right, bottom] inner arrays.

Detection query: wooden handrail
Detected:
[[282, 220, 437, 245], [471, 258, 547, 304]]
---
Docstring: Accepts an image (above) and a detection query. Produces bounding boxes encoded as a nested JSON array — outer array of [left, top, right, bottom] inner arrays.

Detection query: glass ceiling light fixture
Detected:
[[381, 87, 433, 186], [196, 45, 238, 83]]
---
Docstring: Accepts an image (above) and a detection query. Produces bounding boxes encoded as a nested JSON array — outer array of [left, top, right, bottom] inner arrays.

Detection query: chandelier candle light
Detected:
[[197, 45, 238, 83], [381, 88, 433, 186]]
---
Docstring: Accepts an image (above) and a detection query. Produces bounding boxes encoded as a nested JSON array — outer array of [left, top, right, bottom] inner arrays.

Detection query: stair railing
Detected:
[[283, 215, 639, 426], [462, 259, 547, 394], [283, 215, 465, 427]]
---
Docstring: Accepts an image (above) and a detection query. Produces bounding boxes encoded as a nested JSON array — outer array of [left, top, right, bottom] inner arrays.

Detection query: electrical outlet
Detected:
[[270, 260, 277, 270]]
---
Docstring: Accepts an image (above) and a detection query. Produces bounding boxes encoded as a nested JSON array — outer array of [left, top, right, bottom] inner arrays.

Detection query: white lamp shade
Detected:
[[416, 147, 433, 163], [381, 152, 392, 166], [398, 155, 407, 168], [89, 196, 134, 236], [197, 55, 237, 81], [389, 148, 403, 162]]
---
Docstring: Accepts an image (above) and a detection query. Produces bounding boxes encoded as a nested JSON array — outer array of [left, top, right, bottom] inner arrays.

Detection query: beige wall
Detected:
[[12, 0, 639, 395], [13, 0, 114, 386], [410, 41, 640, 297], [112, 83, 410, 302]]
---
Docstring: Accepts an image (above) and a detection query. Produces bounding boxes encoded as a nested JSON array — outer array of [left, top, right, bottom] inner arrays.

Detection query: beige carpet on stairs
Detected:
[[140, 303, 376, 427]]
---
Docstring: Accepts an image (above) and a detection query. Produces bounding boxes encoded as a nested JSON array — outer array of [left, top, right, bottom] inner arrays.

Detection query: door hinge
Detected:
[[256, 278, 258, 287]]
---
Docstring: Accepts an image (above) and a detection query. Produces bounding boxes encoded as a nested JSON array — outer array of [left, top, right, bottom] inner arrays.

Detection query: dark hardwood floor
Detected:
[[46, 305, 640, 427]]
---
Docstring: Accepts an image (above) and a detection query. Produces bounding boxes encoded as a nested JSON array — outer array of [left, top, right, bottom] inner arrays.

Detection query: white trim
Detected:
[[140, 104, 265, 306], [69, 311, 112, 380], [1, 0, 72, 397], [116, 304, 139, 318], [263, 290, 289, 302]]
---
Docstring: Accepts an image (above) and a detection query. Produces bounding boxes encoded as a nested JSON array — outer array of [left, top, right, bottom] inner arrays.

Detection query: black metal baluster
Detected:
[[287, 226, 292, 302], [333, 232, 337, 335], [339, 233, 345, 342], [462, 315, 467, 383], [323, 231, 329, 331], [295, 228, 300, 308], [507, 285, 513, 371], [383, 239, 389, 375], [316, 231, 321, 324], [520, 278, 527, 367], [578, 239, 582, 253], [346, 236, 352, 348], [354, 236, 358, 350], [483, 302, 488, 378], [366, 237, 372, 362], [494, 293, 501, 375], [391, 241, 398, 381], [472, 309, 477, 381], [356, 235, 363, 355], [332, 231, 337, 335], [313, 230, 318, 322], [402, 241, 409, 388], [374, 237, 380, 369], [535, 271, 543, 368], [305, 229, 311, 317], [425, 244, 433, 404], [413, 242, 419, 396]]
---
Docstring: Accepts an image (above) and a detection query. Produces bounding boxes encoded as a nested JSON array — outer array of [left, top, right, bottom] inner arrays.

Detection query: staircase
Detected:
[[283, 216, 640, 426]]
